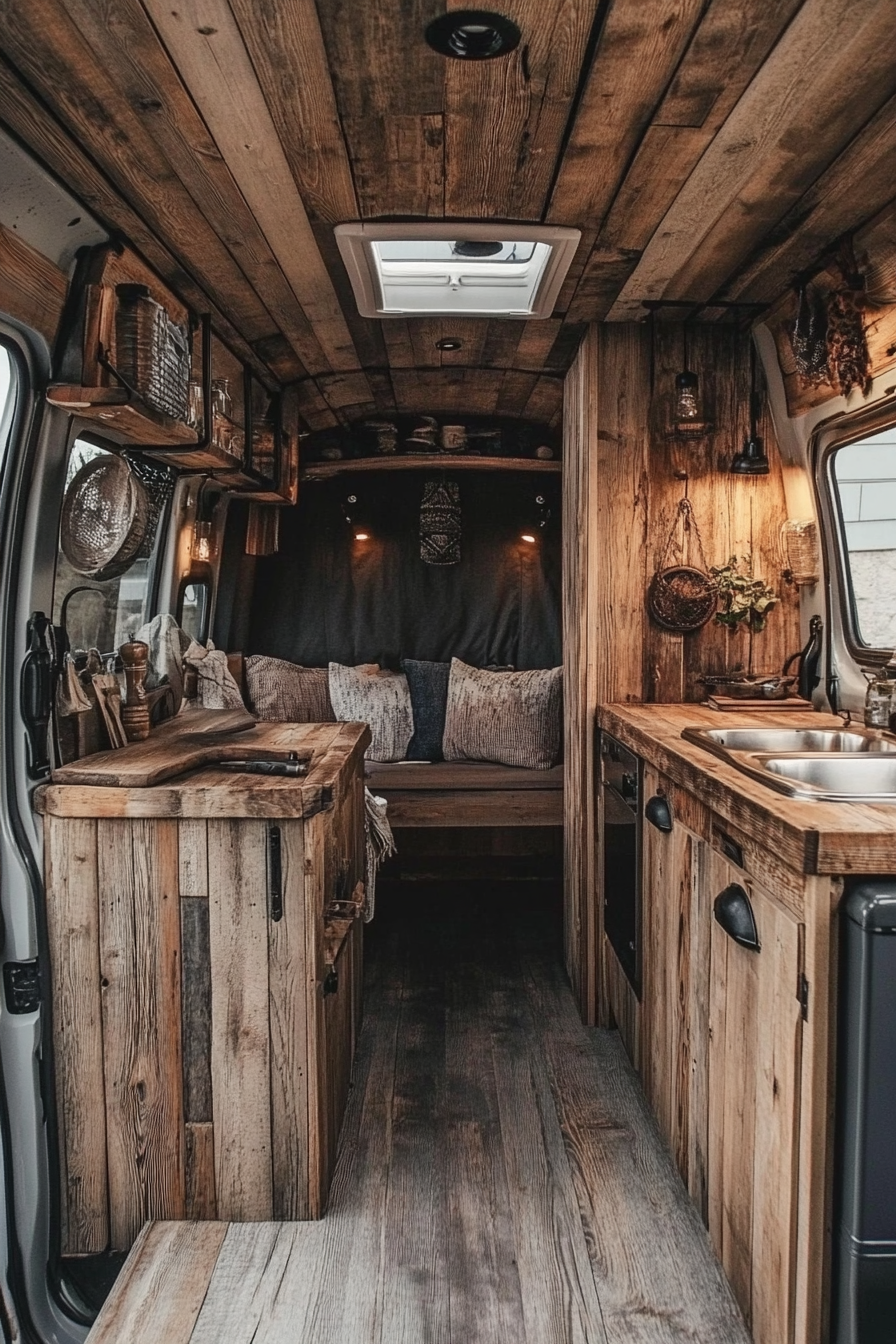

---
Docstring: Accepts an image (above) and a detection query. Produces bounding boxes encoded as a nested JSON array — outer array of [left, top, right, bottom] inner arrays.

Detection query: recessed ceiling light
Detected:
[[335, 222, 581, 320], [425, 11, 521, 60], [436, 337, 463, 351]]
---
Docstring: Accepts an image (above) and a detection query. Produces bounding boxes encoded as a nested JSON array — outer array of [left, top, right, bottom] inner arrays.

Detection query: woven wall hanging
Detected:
[[420, 479, 461, 565], [647, 497, 716, 632]]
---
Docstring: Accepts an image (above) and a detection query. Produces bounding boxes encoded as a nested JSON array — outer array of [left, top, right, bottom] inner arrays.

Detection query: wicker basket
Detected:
[[647, 565, 717, 633], [115, 284, 190, 422]]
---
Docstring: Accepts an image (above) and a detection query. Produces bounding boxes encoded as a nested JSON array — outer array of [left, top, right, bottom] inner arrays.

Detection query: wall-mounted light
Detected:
[[731, 341, 770, 475], [191, 480, 217, 563], [436, 337, 463, 351], [520, 493, 551, 543], [343, 493, 370, 541]]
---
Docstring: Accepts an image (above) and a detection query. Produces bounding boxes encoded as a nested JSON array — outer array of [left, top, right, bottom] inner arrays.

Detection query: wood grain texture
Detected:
[[184, 1123, 216, 1221], [268, 819, 310, 1219], [45, 816, 108, 1254], [86, 1220, 226, 1344], [207, 819, 273, 1220], [179, 898, 212, 1123], [98, 818, 185, 1250], [0, 220, 67, 345], [562, 326, 600, 1019], [598, 701, 896, 876]]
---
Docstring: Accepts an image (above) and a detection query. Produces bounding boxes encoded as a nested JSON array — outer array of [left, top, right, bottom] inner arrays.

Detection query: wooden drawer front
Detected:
[[709, 819, 806, 920]]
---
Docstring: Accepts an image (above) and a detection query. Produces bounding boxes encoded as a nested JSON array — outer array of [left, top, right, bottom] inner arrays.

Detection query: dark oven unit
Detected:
[[600, 732, 641, 998]]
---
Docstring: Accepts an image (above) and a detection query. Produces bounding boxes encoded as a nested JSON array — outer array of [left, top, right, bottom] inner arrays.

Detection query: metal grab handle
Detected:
[[713, 884, 760, 952], [645, 795, 673, 833]]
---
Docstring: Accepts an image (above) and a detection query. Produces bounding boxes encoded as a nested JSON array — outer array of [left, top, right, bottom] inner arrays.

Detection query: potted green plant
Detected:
[[701, 556, 788, 697]]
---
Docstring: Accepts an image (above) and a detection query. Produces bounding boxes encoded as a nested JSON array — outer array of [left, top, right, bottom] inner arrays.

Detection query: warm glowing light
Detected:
[[521, 532, 537, 544], [354, 531, 370, 541], [193, 519, 213, 562], [195, 536, 211, 562]]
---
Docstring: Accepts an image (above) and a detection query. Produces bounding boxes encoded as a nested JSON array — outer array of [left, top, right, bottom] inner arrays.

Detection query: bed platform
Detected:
[[364, 761, 564, 828]]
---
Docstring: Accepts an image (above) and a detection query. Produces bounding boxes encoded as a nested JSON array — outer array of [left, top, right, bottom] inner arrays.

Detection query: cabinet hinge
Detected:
[[798, 972, 810, 1022], [3, 960, 41, 1014]]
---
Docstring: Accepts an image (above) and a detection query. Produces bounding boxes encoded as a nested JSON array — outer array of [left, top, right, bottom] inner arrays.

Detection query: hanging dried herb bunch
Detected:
[[710, 556, 778, 633]]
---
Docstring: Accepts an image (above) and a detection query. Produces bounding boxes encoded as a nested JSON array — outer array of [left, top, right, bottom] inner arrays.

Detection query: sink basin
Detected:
[[761, 756, 896, 800], [698, 728, 896, 754]]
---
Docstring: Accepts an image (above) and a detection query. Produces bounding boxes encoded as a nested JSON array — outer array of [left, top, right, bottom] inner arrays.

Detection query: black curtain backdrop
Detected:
[[246, 471, 561, 670]]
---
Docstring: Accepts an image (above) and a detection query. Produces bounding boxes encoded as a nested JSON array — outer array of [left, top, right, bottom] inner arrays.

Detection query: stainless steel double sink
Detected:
[[681, 725, 896, 802]]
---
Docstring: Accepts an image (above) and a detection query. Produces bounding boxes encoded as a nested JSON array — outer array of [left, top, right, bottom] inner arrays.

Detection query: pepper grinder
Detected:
[[119, 640, 151, 742]]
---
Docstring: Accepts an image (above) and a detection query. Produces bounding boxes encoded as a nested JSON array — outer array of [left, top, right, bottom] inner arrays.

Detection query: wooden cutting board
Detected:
[[47, 709, 302, 787]]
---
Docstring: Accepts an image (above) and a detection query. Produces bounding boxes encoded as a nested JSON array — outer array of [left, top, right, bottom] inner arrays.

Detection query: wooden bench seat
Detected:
[[364, 761, 563, 827]]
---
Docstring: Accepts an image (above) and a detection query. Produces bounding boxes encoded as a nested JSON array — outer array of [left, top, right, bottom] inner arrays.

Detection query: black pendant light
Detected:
[[731, 341, 770, 475]]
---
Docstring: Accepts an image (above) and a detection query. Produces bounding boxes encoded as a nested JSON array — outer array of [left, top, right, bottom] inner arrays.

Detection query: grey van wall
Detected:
[[243, 472, 561, 670]]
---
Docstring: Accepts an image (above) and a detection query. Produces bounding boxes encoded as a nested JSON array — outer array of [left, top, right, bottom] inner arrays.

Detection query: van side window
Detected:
[[829, 426, 896, 650], [52, 439, 159, 655], [0, 345, 15, 476]]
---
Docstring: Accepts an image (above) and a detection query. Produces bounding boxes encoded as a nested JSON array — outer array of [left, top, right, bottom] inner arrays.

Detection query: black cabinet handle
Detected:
[[645, 795, 673, 833], [713, 884, 760, 952], [268, 825, 283, 922], [718, 831, 744, 868]]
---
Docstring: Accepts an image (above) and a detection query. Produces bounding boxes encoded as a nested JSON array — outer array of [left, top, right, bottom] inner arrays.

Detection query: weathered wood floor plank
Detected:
[[87, 881, 749, 1344]]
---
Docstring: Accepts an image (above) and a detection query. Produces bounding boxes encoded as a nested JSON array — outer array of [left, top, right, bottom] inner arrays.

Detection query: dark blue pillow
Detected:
[[402, 659, 450, 760]]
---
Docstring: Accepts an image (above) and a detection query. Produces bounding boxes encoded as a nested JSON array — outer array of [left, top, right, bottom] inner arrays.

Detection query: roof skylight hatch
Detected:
[[335, 223, 580, 319]]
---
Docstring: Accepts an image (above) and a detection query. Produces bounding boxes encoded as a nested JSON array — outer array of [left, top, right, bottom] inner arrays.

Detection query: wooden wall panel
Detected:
[[0, 221, 67, 345]]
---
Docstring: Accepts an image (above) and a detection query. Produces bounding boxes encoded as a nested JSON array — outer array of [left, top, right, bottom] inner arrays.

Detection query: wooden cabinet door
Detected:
[[640, 767, 711, 1211], [707, 852, 804, 1344]]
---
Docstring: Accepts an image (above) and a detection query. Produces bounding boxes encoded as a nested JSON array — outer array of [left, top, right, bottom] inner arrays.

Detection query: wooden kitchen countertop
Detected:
[[599, 703, 896, 876], [35, 710, 371, 819]]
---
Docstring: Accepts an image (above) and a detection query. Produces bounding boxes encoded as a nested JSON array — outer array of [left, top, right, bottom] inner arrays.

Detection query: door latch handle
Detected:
[[645, 795, 673, 832], [21, 612, 54, 778]]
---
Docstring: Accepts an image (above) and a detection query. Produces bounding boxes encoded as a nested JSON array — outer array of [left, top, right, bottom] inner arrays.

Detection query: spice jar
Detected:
[[211, 378, 233, 454]]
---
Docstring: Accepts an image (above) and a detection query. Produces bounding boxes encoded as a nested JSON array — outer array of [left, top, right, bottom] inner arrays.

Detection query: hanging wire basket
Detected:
[[647, 498, 717, 633]]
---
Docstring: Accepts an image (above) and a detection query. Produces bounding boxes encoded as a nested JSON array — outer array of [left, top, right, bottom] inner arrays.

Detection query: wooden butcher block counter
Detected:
[[599, 702, 896, 875], [36, 711, 371, 1258]]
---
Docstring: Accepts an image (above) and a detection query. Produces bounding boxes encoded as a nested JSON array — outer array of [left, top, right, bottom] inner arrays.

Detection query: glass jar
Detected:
[[211, 378, 233, 454], [864, 672, 895, 728]]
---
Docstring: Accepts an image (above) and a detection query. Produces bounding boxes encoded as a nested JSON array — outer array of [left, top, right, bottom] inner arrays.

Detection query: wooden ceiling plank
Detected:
[[437, 319, 488, 369], [552, 227, 597, 314], [565, 249, 641, 322], [381, 321, 417, 371], [310, 222, 391, 370], [292, 378, 340, 431], [249, 335, 306, 385], [495, 369, 540, 416], [444, 0, 599, 219], [542, 320, 588, 374], [510, 320, 567, 372], [547, 0, 707, 230], [0, 59, 274, 381], [49, 0, 334, 379], [522, 374, 564, 424], [0, 3, 278, 343], [141, 0, 365, 377], [363, 367, 399, 416], [608, 0, 896, 317], [408, 319, 445, 370], [479, 320, 527, 372], [723, 92, 896, 303], [227, 0, 358, 226], [315, 1, 446, 219], [663, 38, 896, 306]]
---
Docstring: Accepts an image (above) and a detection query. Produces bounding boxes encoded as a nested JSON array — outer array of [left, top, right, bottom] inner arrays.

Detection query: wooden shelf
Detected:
[[301, 453, 561, 480], [47, 385, 199, 448]]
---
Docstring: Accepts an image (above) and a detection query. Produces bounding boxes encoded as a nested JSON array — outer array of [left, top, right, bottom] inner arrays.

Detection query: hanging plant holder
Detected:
[[647, 498, 716, 632]]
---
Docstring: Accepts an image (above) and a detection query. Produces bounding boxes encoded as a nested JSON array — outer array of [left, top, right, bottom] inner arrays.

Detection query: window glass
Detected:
[[53, 439, 156, 655], [0, 345, 14, 475], [179, 580, 209, 643], [831, 425, 896, 649]]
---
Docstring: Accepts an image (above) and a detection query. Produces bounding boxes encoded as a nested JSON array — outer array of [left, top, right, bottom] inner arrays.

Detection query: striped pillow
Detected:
[[442, 659, 562, 770], [328, 663, 414, 763]]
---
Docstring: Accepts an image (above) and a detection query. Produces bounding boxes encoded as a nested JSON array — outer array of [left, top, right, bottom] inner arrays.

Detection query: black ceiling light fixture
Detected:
[[436, 337, 463, 351], [425, 10, 521, 60]]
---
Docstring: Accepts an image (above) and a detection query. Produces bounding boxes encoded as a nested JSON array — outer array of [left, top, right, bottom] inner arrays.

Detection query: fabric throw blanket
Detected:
[[134, 612, 192, 709], [183, 639, 246, 710], [420, 478, 461, 565], [364, 789, 395, 923]]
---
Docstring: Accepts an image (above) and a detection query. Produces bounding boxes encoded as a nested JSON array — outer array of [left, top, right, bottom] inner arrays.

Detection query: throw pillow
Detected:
[[328, 663, 414, 762], [442, 658, 562, 770], [245, 656, 335, 722], [401, 659, 450, 760]]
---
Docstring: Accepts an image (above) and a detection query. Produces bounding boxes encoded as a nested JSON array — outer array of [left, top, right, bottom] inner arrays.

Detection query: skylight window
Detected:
[[335, 223, 580, 319]]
